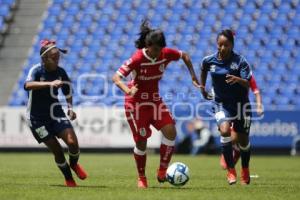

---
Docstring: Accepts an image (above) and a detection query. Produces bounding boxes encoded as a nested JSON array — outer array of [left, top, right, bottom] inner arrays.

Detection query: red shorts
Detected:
[[124, 99, 175, 142]]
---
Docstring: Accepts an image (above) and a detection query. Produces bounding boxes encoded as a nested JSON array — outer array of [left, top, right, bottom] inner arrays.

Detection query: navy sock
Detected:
[[57, 161, 73, 180], [222, 141, 234, 169], [240, 144, 251, 168], [69, 151, 80, 167]]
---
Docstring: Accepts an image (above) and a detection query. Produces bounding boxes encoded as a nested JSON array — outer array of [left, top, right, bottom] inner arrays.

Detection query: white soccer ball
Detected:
[[166, 162, 190, 186]]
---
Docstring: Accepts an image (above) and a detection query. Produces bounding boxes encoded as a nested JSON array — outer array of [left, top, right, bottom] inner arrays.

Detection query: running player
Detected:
[[24, 39, 87, 187], [200, 29, 252, 185], [220, 74, 263, 170], [112, 20, 200, 188]]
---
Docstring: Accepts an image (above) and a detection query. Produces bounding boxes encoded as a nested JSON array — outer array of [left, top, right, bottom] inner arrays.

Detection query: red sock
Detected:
[[133, 148, 146, 177], [159, 144, 174, 170]]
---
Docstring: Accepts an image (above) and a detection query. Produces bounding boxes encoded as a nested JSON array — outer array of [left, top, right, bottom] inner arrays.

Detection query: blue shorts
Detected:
[[212, 101, 252, 135], [28, 118, 73, 143]]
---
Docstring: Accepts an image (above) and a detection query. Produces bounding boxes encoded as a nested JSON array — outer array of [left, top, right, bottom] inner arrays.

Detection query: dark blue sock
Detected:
[[222, 141, 234, 169], [57, 161, 73, 180], [240, 146, 251, 168]]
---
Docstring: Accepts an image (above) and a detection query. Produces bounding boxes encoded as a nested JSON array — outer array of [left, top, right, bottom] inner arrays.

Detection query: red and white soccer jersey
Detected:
[[117, 47, 182, 102], [249, 75, 259, 94], [117, 47, 182, 142]]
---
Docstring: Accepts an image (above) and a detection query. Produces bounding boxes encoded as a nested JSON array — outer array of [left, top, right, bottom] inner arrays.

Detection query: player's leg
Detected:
[[44, 137, 76, 187], [153, 101, 176, 183], [58, 128, 87, 180], [234, 104, 251, 185], [134, 140, 148, 188], [215, 104, 237, 184], [28, 119, 76, 187], [220, 126, 241, 170], [125, 102, 151, 188], [158, 124, 176, 182]]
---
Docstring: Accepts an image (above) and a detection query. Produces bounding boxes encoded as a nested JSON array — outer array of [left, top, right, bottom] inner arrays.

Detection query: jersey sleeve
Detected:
[[163, 48, 182, 61], [201, 57, 210, 72], [61, 68, 72, 96], [116, 54, 139, 78], [239, 56, 252, 81], [25, 66, 39, 82], [249, 75, 259, 94], [24, 66, 39, 90]]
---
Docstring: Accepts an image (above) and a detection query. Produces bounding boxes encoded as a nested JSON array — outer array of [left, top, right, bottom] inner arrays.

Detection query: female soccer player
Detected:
[[220, 74, 263, 170], [200, 29, 252, 185], [24, 39, 87, 187], [112, 20, 200, 188]]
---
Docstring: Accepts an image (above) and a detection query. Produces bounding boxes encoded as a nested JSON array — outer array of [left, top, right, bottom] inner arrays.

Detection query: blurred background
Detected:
[[0, 0, 299, 155]]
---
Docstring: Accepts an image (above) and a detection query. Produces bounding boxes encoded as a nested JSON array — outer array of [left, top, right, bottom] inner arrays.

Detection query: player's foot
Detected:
[[157, 168, 167, 183], [241, 168, 250, 185], [137, 176, 148, 188], [65, 179, 77, 187], [227, 168, 237, 185], [70, 163, 87, 180]]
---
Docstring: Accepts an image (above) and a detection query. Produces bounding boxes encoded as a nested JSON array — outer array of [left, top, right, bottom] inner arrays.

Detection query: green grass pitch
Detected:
[[0, 153, 299, 200]]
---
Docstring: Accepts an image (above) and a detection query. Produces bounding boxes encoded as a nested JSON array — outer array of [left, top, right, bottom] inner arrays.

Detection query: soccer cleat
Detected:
[[137, 176, 148, 188], [157, 168, 167, 183], [65, 179, 77, 187], [70, 164, 88, 180], [227, 168, 237, 185], [241, 168, 250, 185], [220, 149, 241, 170]]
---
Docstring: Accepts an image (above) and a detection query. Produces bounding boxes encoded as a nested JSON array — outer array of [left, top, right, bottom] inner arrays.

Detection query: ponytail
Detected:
[[135, 19, 166, 49]]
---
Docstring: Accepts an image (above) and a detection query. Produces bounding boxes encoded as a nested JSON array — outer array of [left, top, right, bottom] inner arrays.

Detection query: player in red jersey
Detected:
[[112, 20, 200, 188], [220, 75, 263, 170]]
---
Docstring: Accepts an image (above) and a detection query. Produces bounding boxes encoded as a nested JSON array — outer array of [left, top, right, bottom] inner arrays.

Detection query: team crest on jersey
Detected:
[[210, 65, 216, 72], [139, 128, 146, 137], [40, 77, 45, 81], [159, 64, 165, 72], [230, 62, 239, 70]]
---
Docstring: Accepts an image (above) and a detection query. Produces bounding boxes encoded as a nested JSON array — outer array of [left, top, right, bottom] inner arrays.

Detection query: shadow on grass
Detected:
[[148, 186, 194, 190], [49, 184, 108, 189]]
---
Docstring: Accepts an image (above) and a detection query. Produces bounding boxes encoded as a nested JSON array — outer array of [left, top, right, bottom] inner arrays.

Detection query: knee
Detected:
[[67, 139, 78, 150], [219, 126, 231, 137], [136, 141, 147, 151]]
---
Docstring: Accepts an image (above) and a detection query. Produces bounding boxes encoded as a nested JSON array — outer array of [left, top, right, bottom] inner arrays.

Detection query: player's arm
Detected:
[[225, 74, 249, 88], [226, 57, 251, 88], [112, 57, 138, 96], [61, 70, 76, 120], [200, 58, 213, 100], [112, 73, 138, 96], [24, 80, 63, 90], [181, 52, 201, 88], [250, 76, 264, 115]]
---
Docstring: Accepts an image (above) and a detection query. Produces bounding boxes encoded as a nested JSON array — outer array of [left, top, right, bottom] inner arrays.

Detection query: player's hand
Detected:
[[201, 89, 213, 100], [226, 74, 240, 85], [192, 76, 201, 88], [257, 103, 264, 116], [128, 84, 138, 96], [67, 109, 77, 121], [50, 80, 63, 88]]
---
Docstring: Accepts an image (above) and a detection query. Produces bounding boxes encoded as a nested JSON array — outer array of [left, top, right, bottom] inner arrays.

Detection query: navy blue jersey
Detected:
[[24, 63, 71, 120], [201, 51, 252, 103]]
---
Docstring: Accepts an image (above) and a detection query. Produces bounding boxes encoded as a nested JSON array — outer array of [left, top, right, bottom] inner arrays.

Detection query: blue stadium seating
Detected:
[[9, 0, 300, 110], [0, 0, 16, 36]]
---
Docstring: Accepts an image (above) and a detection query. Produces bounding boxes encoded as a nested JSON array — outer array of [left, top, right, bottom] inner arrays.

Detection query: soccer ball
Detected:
[[166, 162, 189, 186]]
